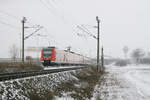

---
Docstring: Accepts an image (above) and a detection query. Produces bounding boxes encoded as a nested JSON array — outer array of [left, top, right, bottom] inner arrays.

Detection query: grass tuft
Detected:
[[0, 62, 42, 73]]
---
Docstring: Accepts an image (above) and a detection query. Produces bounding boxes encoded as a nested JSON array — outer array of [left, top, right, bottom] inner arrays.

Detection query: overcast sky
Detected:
[[0, 0, 150, 58]]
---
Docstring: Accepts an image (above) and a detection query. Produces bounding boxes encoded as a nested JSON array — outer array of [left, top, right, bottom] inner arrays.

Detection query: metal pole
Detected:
[[101, 47, 104, 67], [22, 17, 26, 62], [96, 16, 100, 72]]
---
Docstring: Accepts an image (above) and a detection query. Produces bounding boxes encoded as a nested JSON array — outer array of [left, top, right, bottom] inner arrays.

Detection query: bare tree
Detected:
[[9, 44, 19, 61], [147, 52, 150, 57], [131, 48, 145, 64], [123, 46, 129, 59]]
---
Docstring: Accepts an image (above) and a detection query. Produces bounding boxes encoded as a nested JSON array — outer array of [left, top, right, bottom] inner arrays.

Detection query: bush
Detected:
[[115, 59, 128, 66]]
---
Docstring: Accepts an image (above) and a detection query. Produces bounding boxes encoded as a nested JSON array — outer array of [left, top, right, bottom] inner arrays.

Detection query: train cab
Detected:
[[40, 47, 56, 66]]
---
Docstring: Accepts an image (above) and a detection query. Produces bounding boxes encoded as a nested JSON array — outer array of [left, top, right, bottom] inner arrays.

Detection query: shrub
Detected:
[[115, 59, 128, 66]]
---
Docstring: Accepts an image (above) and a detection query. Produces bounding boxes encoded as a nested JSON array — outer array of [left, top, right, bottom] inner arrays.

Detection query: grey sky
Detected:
[[0, 0, 150, 58]]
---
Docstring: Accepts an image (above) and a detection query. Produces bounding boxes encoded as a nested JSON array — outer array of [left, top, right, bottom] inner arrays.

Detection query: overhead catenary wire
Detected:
[[42, 27, 67, 49], [0, 13, 39, 34], [39, 0, 60, 18], [39, 0, 81, 43], [81, 25, 95, 35], [40, 0, 81, 37], [0, 10, 20, 21], [24, 26, 43, 40], [39, 0, 96, 57], [0, 9, 22, 30], [0, 20, 21, 29], [42, 1, 92, 36], [77, 25, 97, 39], [41, 1, 90, 47], [47, 0, 96, 40]]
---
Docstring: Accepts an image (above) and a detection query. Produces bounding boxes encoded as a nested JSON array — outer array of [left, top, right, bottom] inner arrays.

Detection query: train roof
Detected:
[[43, 46, 91, 59], [47, 46, 55, 48], [64, 50, 91, 59]]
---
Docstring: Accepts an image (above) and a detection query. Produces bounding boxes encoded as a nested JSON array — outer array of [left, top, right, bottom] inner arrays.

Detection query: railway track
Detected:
[[0, 66, 87, 82]]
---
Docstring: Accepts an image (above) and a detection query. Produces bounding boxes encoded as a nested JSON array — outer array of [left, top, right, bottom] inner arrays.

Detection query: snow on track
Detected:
[[92, 65, 150, 100], [44, 66, 85, 70]]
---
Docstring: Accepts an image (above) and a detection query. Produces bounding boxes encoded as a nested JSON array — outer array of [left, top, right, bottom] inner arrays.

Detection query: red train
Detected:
[[40, 47, 91, 66]]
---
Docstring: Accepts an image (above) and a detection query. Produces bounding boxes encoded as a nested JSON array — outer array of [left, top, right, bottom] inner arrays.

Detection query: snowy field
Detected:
[[92, 64, 150, 100]]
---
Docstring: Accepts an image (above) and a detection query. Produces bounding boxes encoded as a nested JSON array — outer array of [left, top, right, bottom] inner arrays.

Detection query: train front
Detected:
[[40, 47, 56, 66]]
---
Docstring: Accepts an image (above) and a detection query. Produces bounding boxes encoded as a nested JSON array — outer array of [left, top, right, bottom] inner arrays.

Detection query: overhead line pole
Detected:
[[21, 17, 43, 62], [76, 17, 101, 71], [22, 17, 26, 62], [101, 47, 104, 68], [96, 16, 100, 72]]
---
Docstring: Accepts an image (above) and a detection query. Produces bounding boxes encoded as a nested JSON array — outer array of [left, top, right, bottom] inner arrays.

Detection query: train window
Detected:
[[43, 48, 53, 58]]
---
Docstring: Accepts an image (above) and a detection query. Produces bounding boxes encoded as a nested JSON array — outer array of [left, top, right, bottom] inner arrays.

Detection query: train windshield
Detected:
[[43, 48, 53, 58]]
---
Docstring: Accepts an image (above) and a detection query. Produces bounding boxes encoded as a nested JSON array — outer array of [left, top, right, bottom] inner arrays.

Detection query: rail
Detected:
[[0, 66, 87, 81]]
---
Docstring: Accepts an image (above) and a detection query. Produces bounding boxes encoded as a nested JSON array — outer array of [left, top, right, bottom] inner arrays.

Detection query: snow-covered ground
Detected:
[[92, 64, 150, 100], [2, 64, 150, 100]]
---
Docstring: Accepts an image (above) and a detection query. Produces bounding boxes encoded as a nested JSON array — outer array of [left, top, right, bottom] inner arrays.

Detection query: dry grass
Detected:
[[55, 66, 105, 100], [0, 62, 42, 73], [28, 90, 55, 100]]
